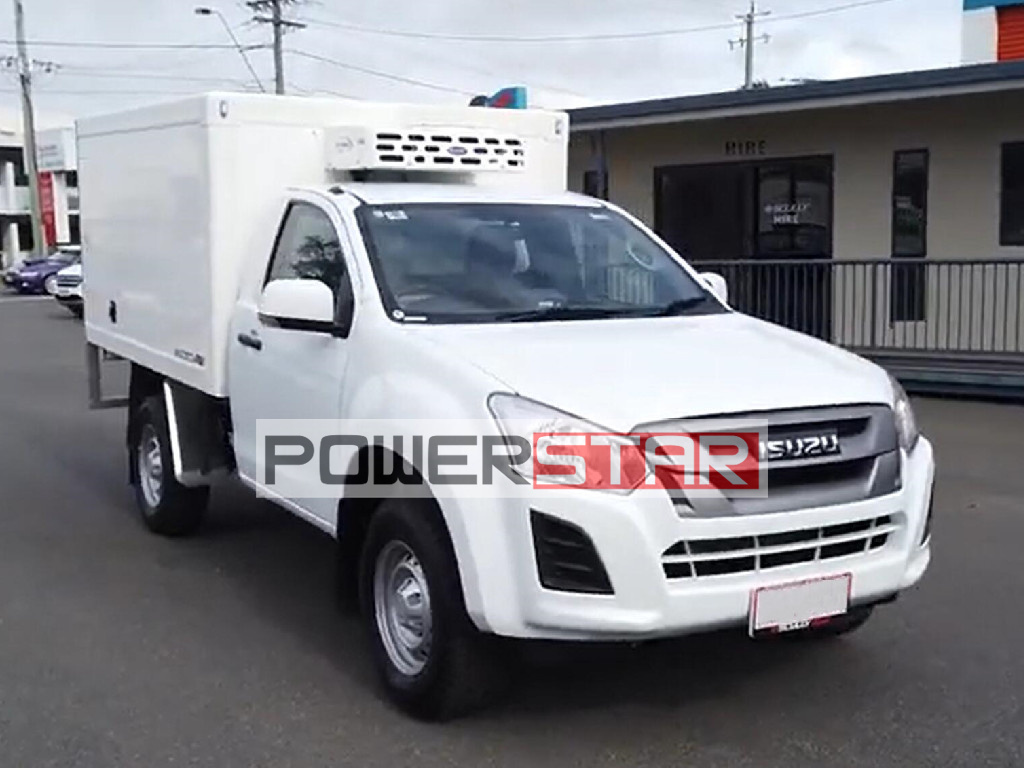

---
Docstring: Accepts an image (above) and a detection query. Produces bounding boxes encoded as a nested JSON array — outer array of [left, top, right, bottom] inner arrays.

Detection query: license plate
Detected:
[[749, 573, 851, 635]]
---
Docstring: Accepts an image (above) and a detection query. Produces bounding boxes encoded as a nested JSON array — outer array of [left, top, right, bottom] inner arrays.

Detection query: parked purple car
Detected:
[[2, 249, 80, 295]]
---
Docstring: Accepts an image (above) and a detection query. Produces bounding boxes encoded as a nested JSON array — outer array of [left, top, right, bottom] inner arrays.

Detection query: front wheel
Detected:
[[360, 499, 506, 720], [131, 395, 209, 536]]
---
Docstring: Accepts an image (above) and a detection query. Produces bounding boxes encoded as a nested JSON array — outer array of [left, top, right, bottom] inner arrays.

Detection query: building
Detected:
[[0, 117, 79, 268], [567, 3, 1024, 391]]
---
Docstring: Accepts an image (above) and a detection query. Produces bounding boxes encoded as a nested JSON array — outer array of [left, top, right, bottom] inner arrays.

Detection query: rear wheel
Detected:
[[131, 395, 209, 536], [359, 499, 505, 720]]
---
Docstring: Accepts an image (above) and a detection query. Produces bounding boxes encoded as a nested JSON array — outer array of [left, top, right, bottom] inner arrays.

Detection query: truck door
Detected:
[[228, 196, 355, 531]]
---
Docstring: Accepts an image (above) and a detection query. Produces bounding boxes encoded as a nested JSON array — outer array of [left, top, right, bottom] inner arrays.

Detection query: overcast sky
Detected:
[[0, 0, 964, 121]]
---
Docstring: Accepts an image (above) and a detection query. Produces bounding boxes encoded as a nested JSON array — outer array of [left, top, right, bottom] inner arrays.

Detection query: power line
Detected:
[[287, 49, 475, 95], [57, 66, 252, 85], [0, 38, 267, 50], [297, 0, 899, 43], [297, 16, 736, 43], [0, 0, 902, 53], [194, 7, 266, 93], [1, 87, 200, 95], [765, 0, 898, 23]]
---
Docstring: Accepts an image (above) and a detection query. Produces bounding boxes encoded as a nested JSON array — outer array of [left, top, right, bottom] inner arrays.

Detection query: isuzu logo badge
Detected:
[[760, 432, 841, 462]]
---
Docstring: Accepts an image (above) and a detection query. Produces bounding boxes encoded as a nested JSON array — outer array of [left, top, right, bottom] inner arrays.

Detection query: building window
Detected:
[[756, 159, 832, 257], [582, 170, 607, 200], [891, 149, 928, 322], [16, 217, 34, 253], [0, 147, 28, 186], [892, 150, 928, 257], [1000, 142, 1024, 246]]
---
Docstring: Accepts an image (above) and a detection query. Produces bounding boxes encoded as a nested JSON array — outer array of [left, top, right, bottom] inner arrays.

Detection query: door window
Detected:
[[266, 202, 353, 309]]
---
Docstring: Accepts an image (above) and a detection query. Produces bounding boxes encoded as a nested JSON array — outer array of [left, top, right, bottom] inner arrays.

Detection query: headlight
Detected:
[[487, 393, 646, 494], [890, 375, 920, 452]]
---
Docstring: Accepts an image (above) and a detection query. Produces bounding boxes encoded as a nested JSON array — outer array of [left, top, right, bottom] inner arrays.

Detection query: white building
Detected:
[[0, 109, 79, 268]]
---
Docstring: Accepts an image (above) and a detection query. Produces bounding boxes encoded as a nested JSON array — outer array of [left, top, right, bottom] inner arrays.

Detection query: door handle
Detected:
[[237, 331, 263, 351]]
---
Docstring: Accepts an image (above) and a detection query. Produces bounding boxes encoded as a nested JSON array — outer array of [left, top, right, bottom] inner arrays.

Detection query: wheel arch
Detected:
[[335, 442, 485, 629]]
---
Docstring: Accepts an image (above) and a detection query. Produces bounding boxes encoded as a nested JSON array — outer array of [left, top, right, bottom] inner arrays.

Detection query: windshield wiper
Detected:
[[491, 306, 641, 323], [653, 295, 722, 317]]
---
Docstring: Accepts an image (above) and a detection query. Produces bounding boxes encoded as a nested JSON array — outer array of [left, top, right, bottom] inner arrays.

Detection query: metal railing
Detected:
[[690, 259, 1024, 360]]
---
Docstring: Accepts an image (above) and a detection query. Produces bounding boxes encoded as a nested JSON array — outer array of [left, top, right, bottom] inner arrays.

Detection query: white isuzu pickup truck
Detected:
[[79, 93, 934, 719]]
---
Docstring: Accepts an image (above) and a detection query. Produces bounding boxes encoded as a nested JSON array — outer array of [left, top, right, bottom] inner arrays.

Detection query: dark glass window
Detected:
[[266, 202, 352, 310], [0, 147, 28, 186], [582, 170, 607, 200], [16, 217, 34, 252], [756, 160, 832, 257], [1000, 142, 1024, 246], [892, 150, 928, 257], [891, 150, 928, 323]]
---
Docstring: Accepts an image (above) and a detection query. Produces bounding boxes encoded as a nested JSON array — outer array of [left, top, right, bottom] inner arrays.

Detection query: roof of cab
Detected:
[[324, 182, 601, 207]]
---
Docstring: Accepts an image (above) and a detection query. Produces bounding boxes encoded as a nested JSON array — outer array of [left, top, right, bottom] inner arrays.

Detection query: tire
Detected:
[[786, 606, 874, 640], [131, 394, 209, 537], [359, 498, 505, 720], [68, 304, 83, 319]]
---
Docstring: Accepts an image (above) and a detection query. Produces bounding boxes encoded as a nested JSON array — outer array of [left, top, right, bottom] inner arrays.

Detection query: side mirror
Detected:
[[259, 279, 336, 331], [700, 272, 728, 305]]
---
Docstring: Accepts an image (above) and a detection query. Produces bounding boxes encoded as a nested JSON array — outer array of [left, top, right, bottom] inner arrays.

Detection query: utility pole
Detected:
[[730, 1, 771, 90], [247, 0, 306, 95], [12, 0, 45, 257]]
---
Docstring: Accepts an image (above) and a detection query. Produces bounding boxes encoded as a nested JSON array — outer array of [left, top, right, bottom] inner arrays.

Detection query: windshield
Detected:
[[355, 203, 725, 324]]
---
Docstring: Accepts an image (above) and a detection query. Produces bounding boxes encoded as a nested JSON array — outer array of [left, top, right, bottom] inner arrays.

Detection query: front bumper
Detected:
[[448, 438, 934, 640], [4, 274, 45, 293], [55, 285, 83, 302]]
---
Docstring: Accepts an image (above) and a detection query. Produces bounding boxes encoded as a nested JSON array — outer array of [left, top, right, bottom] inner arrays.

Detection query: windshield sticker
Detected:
[[589, 212, 611, 220], [383, 210, 408, 221]]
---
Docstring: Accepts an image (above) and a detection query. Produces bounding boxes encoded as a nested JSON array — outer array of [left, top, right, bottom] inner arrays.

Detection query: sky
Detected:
[[0, 0, 965, 123]]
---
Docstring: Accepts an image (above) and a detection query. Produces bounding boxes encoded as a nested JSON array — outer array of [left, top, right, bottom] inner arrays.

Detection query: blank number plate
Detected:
[[749, 573, 852, 635]]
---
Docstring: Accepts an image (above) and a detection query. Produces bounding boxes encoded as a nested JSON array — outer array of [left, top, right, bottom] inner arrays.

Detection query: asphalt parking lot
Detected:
[[1, 294, 1023, 768]]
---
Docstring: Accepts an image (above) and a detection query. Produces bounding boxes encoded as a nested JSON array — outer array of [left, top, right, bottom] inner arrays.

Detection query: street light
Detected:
[[194, 7, 266, 93]]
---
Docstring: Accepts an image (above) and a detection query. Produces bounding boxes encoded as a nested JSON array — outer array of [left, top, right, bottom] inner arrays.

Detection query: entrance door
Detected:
[[753, 158, 833, 338], [654, 156, 834, 339]]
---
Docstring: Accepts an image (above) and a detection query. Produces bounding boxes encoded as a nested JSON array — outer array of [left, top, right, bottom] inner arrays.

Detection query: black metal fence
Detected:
[[690, 259, 1024, 360]]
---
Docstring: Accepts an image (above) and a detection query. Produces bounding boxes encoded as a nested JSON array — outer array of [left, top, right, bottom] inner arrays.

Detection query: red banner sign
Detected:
[[38, 171, 56, 249]]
